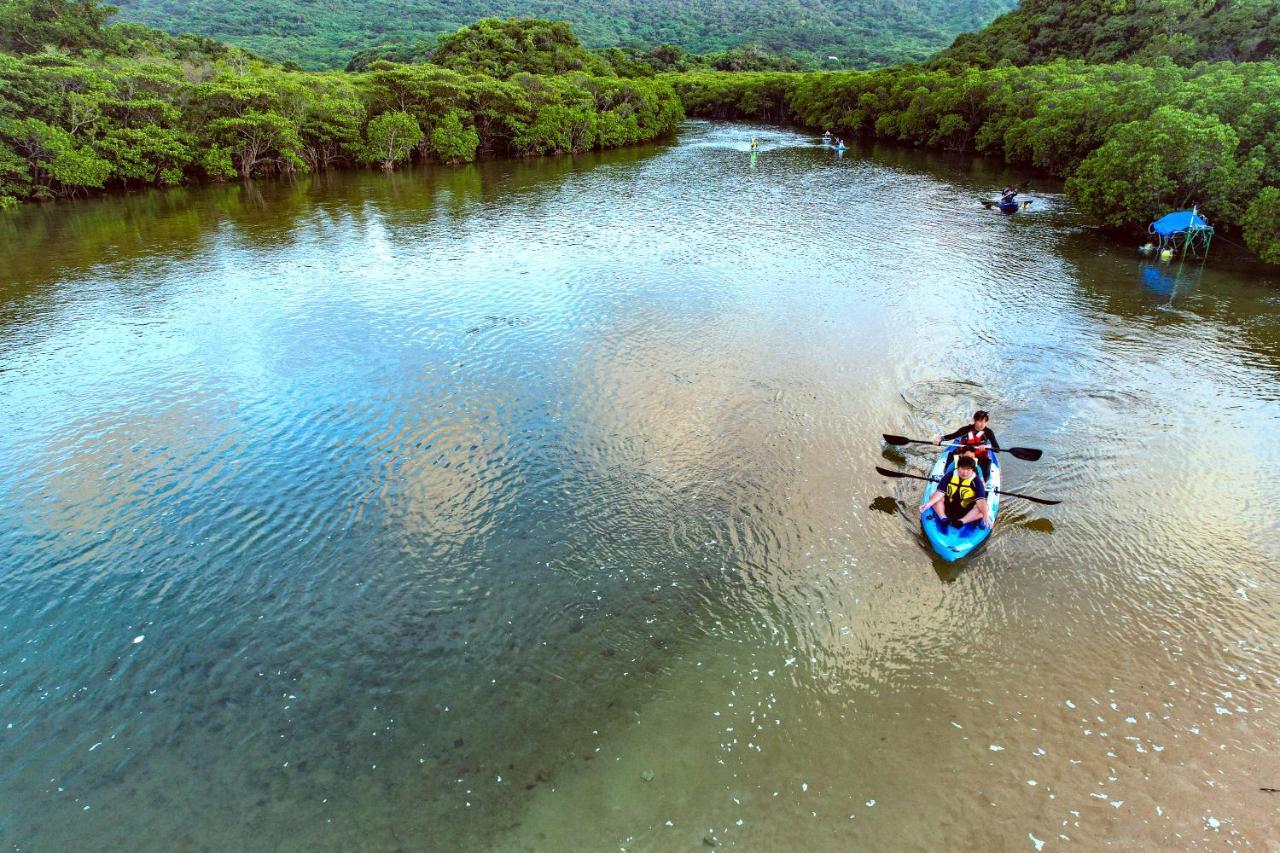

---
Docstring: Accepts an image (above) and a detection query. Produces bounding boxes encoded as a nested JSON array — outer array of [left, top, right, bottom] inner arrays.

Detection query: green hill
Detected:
[[109, 0, 1018, 70], [936, 0, 1279, 67]]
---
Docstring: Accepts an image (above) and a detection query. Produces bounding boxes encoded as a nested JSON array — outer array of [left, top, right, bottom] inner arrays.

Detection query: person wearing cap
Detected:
[[934, 410, 1000, 480]]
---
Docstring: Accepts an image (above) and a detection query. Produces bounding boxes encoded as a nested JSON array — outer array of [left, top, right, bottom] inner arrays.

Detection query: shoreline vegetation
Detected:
[[2, 0, 1278, 263]]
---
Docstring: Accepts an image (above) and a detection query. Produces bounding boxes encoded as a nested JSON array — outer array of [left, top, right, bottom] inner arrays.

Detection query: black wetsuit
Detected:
[[941, 425, 1000, 479]]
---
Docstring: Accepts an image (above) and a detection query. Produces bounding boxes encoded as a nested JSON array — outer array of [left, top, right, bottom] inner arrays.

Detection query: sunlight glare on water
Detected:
[[1, 121, 1278, 850]]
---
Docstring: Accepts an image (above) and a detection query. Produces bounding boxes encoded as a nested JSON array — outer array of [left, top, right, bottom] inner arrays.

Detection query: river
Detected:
[[1, 121, 1278, 850]]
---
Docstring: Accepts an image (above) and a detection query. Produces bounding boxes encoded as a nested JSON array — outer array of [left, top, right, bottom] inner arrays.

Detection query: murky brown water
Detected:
[[1, 121, 1278, 851]]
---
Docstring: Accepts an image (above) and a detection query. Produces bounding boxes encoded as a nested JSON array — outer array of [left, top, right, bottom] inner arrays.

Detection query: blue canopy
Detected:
[[1150, 209, 1212, 237]]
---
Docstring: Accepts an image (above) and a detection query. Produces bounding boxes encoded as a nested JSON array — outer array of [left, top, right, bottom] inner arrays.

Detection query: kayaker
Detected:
[[1001, 186, 1017, 204], [935, 410, 1000, 479], [750, 137, 759, 151], [920, 455, 990, 528]]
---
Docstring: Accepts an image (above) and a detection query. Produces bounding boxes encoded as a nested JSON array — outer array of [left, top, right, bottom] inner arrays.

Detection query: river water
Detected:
[[1, 121, 1278, 851]]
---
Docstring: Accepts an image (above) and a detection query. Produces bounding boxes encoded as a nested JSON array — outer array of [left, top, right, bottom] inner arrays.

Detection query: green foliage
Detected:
[[297, 78, 365, 170], [107, 0, 1018, 71], [0, 0, 114, 54], [1242, 187, 1280, 264], [704, 44, 806, 73], [428, 111, 479, 163], [1066, 107, 1249, 226], [364, 110, 422, 169], [515, 102, 597, 155], [0, 115, 112, 196], [96, 126, 191, 184], [344, 41, 434, 73], [197, 145, 237, 180], [432, 19, 612, 79], [935, 0, 1280, 69]]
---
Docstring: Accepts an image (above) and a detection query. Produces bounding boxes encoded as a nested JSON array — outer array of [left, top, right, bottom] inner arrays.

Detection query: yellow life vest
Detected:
[[944, 472, 979, 509]]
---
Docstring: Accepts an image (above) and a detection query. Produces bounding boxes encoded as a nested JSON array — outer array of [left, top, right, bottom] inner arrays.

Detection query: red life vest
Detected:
[[959, 429, 989, 459]]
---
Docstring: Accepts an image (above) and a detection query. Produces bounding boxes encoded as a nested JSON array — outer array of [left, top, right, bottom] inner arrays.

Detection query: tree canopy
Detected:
[[935, 0, 1279, 68]]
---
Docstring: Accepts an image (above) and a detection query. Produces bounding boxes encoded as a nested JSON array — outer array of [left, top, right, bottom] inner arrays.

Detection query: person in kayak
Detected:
[[920, 454, 990, 528], [1001, 186, 1017, 205], [934, 410, 1000, 479]]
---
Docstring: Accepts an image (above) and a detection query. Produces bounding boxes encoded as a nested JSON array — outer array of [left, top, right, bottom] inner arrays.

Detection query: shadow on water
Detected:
[[879, 446, 908, 466], [1019, 517, 1056, 533], [931, 558, 967, 585], [868, 495, 901, 514]]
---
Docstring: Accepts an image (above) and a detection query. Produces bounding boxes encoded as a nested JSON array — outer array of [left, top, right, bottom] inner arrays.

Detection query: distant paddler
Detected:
[[822, 129, 832, 144], [981, 186, 1032, 213], [997, 186, 1022, 213], [750, 136, 760, 151]]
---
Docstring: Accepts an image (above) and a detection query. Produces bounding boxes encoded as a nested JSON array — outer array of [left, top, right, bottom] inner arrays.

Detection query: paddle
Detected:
[[874, 466, 1061, 505], [882, 434, 1043, 462]]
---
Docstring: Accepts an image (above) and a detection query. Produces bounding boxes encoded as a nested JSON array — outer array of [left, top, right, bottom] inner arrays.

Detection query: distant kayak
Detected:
[[982, 196, 1030, 213], [920, 450, 1001, 562]]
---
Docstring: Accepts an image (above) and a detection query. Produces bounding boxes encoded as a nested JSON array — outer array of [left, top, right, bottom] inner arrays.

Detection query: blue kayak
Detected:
[[998, 200, 1020, 213], [920, 450, 1001, 562]]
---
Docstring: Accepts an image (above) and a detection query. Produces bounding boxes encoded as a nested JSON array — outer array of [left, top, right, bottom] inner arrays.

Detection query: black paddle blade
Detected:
[[881, 434, 911, 446], [1007, 447, 1043, 461], [875, 465, 906, 477]]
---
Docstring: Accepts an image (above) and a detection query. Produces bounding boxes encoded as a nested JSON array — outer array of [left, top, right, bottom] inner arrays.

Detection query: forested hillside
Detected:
[[936, 0, 1278, 67], [109, 0, 1017, 70]]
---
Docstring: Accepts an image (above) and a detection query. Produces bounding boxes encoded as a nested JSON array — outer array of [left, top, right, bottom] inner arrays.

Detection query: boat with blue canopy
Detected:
[[1146, 206, 1213, 259]]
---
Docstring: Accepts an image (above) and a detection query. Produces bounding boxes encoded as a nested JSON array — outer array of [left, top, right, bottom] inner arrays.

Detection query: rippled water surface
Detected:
[[2, 122, 1279, 851]]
